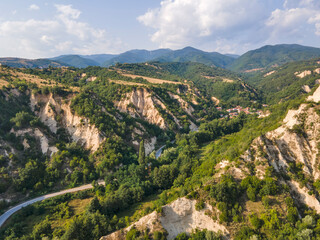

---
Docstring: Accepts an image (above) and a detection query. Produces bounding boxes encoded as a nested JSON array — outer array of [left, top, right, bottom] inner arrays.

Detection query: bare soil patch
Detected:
[[121, 73, 181, 85]]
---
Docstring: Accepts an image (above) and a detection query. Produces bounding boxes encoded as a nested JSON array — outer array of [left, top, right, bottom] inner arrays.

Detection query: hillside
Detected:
[[114, 62, 260, 108], [102, 49, 172, 67], [81, 54, 116, 65], [246, 58, 320, 104], [51, 47, 235, 68], [51, 55, 100, 68], [0, 64, 220, 208], [100, 86, 320, 239], [0, 58, 67, 68], [228, 44, 320, 72], [3, 58, 320, 240], [4, 44, 320, 70], [154, 47, 235, 68]]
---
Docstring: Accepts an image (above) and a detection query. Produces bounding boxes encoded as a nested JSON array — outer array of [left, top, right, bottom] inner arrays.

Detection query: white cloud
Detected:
[[266, 1, 320, 43], [0, 4, 123, 58], [29, 4, 40, 11], [139, 0, 320, 53], [138, 0, 268, 51], [55, 4, 80, 20]]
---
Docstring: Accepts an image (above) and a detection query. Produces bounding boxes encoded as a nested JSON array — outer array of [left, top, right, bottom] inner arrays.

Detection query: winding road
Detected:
[[155, 145, 166, 159], [155, 140, 176, 159], [0, 141, 169, 229], [0, 181, 105, 228]]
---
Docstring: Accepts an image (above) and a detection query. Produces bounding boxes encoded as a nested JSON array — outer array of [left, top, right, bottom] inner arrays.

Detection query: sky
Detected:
[[0, 0, 320, 58]]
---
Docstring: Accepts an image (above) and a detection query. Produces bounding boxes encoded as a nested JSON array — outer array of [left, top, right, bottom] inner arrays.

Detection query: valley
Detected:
[[1, 45, 320, 240]]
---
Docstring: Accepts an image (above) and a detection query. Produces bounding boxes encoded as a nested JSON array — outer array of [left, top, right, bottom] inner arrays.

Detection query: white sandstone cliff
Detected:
[[30, 93, 104, 152]]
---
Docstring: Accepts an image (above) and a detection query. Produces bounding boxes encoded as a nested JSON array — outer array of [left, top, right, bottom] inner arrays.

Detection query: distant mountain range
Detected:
[[48, 47, 238, 69], [1, 44, 320, 72], [0, 58, 67, 68], [102, 49, 172, 67]]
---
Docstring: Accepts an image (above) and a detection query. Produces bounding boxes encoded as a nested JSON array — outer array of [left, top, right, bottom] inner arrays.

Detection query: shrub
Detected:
[[195, 200, 205, 211]]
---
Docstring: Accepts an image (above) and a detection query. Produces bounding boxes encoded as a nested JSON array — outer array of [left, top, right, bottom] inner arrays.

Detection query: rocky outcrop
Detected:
[[302, 85, 311, 93], [115, 88, 167, 129], [264, 70, 276, 77], [12, 128, 58, 155], [168, 92, 194, 117], [145, 137, 157, 155], [307, 85, 320, 102], [295, 67, 320, 78], [161, 198, 228, 240], [100, 197, 228, 240], [295, 70, 312, 78], [30, 93, 104, 152], [241, 85, 320, 213]]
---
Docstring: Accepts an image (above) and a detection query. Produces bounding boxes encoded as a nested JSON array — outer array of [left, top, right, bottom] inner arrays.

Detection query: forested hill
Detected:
[[246, 58, 320, 104], [3, 44, 320, 71], [0, 57, 68, 68], [228, 44, 320, 72], [1, 62, 245, 210], [51, 55, 101, 68], [153, 47, 235, 68], [3, 56, 320, 240], [102, 49, 172, 67], [114, 62, 260, 107]]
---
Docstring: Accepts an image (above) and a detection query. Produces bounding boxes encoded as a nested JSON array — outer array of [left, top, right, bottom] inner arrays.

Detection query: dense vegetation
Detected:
[[228, 44, 320, 72], [0, 88, 307, 240], [245, 58, 320, 104], [0, 58, 67, 68], [154, 46, 235, 68], [2, 53, 320, 240], [115, 62, 261, 107]]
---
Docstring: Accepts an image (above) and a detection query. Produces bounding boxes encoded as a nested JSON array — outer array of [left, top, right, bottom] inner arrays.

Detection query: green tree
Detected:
[[10, 111, 34, 128], [126, 227, 140, 240], [153, 231, 166, 240], [31, 218, 52, 240], [262, 196, 270, 208], [87, 196, 101, 213], [247, 186, 256, 202], [174, 232, 189, 240], [249, 214, 262, 230], [138, 140, 145, 165]]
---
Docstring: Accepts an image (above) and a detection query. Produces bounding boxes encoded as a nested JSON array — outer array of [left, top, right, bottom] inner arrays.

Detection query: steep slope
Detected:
[[229, 44, 320, 72], [101, 197, 228, 240], [30, 93, 104, 151], [241, 86, 320, 214], [246, 58, 320, 104], [99, 87, 320, 239]]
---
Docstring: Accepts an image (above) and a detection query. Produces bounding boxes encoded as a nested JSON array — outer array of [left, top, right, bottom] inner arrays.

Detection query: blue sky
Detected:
[[0, 0, 320, 58]]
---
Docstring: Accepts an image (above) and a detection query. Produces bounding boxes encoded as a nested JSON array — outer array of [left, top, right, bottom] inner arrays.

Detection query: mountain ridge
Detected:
[[228, 44, 320, 72], [3, 44, 320, 71]]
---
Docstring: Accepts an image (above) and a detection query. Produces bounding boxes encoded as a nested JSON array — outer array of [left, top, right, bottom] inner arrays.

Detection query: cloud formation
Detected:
[[138, 0, 320, 53], [0, 4, 122, 58], [28, 4, 40, 11]]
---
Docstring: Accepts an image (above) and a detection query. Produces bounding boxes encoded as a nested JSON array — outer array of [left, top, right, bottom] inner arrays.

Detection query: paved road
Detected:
[[155, 140, 176, 159], [0, 181, 105, 228], [155, 145, 166, 159]]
